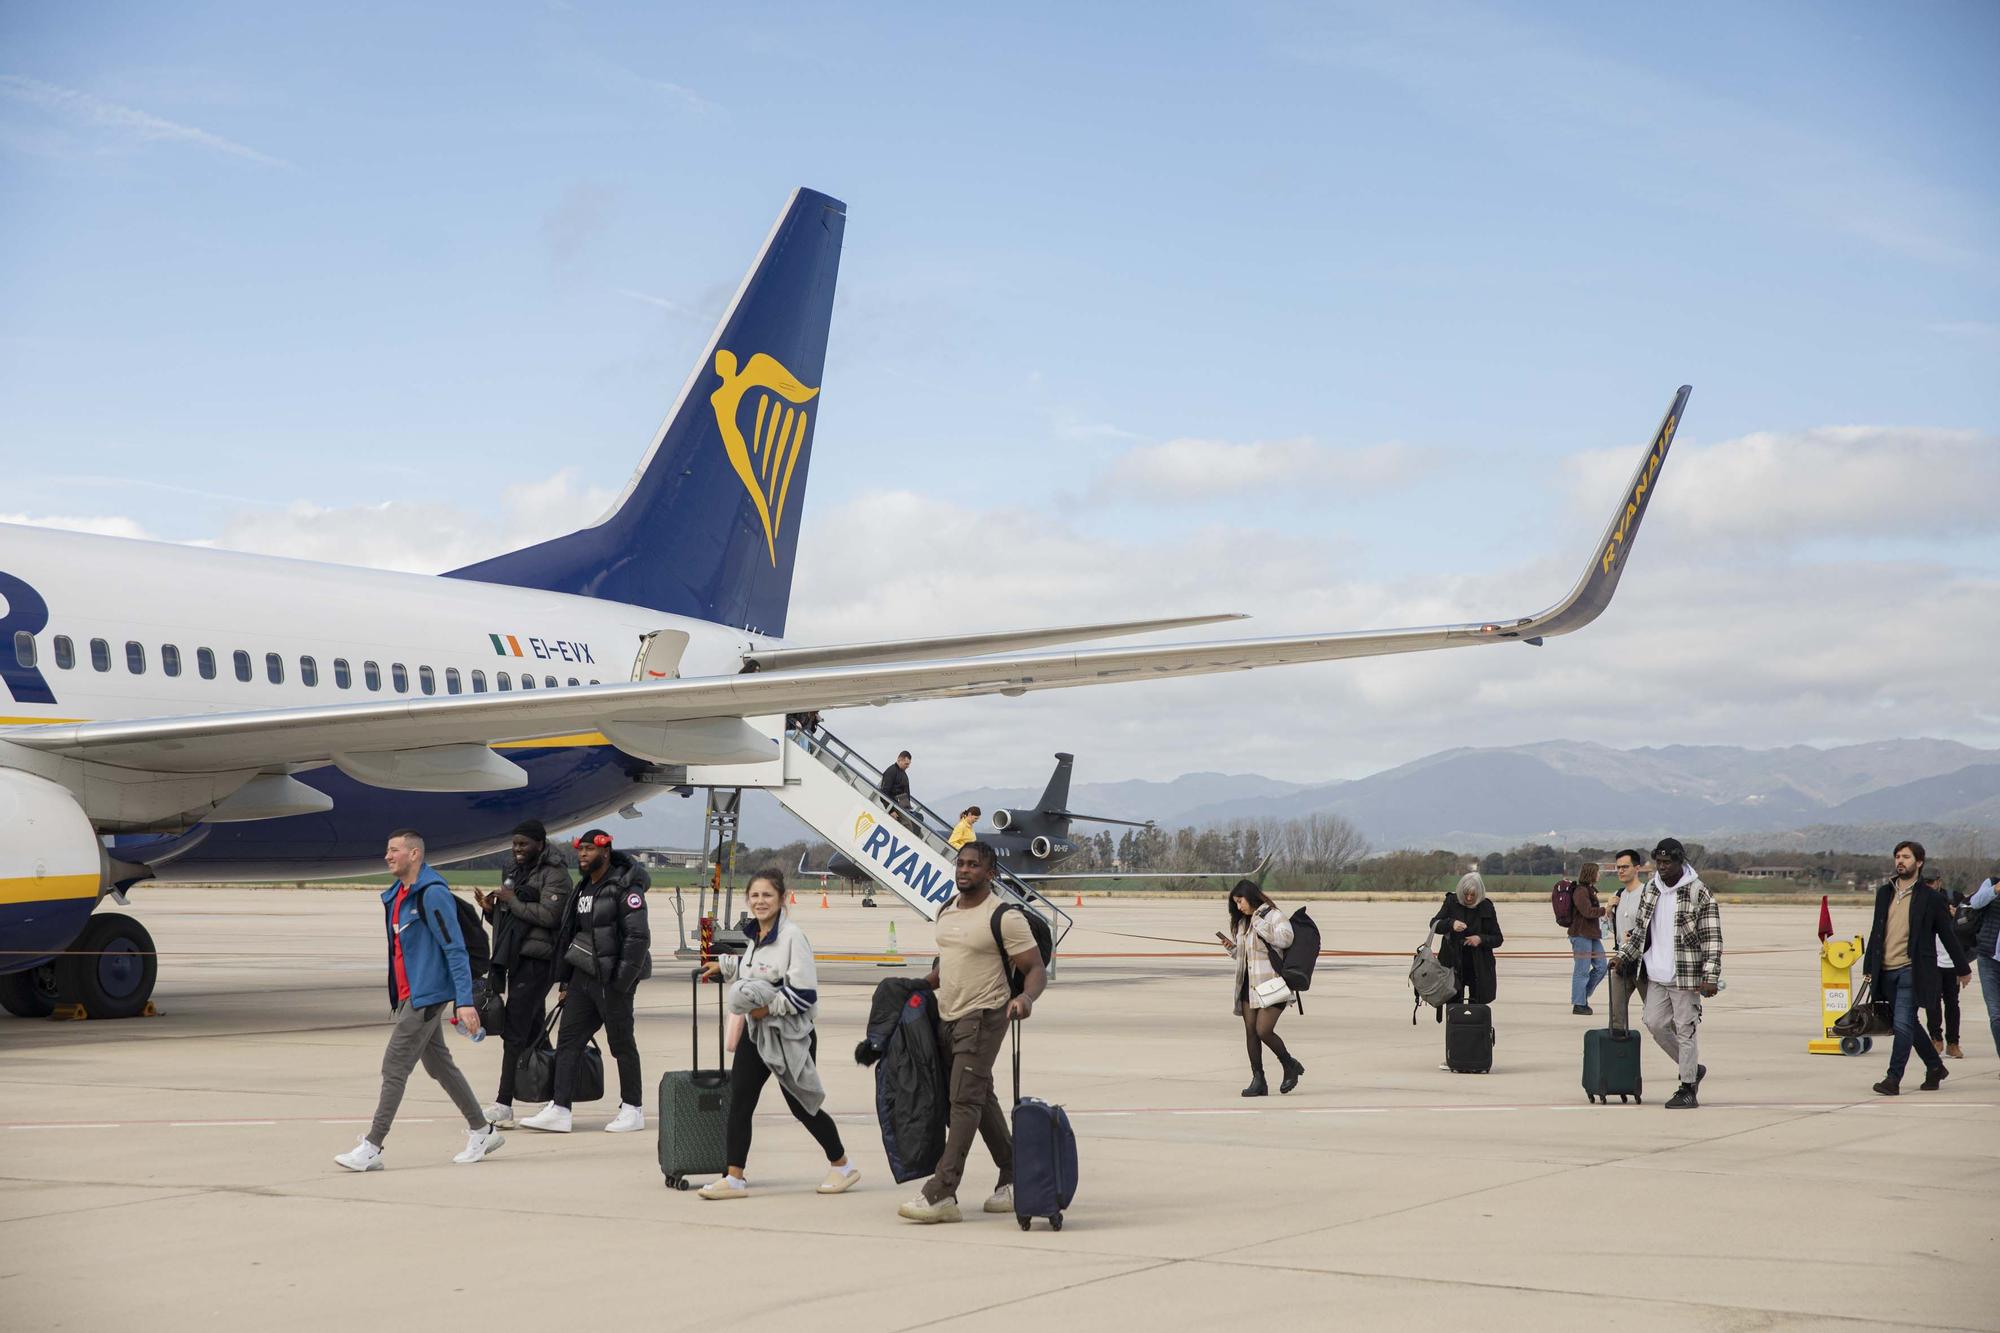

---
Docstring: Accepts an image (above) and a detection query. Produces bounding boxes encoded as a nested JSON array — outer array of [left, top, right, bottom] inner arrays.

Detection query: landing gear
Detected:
[[0, 964, 60, 1018], [53, 913, 157, 1020]]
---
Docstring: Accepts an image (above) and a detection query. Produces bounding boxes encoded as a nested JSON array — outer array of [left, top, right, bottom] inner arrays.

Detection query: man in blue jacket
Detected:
[[335, 828, 501, 1171]]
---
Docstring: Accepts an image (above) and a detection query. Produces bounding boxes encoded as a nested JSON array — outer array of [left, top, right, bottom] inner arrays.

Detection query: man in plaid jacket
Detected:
[[1610, 838, 1723, 1109]]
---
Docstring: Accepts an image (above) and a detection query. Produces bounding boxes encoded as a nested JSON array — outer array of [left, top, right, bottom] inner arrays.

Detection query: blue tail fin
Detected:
[[445, 188, 846, 637]]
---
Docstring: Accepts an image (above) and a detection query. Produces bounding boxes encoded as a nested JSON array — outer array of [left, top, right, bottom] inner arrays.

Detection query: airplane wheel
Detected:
[[0, 964, 60, 1018], [54, 913, 157, 1020]]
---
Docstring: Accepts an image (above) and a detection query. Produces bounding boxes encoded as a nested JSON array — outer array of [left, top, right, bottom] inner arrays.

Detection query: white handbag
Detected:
[[1253, 975, 1291, 1003]]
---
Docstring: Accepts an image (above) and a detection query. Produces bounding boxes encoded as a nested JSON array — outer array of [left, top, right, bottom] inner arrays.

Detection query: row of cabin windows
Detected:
[[12, 633, 597, 694]]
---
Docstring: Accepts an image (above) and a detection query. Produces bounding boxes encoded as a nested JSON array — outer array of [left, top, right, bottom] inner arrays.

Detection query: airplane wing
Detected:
[[741, 613, 1246, 671], [3, 388, 1686, 781]]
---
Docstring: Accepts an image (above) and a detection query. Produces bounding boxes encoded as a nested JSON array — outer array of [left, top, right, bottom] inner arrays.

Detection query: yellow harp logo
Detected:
[[710, 349, 820, 564]]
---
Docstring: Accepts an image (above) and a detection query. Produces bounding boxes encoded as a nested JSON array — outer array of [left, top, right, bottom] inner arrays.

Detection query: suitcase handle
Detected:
[[1011, 1016, 1021, 1107], [691, 966, 726, 1074]]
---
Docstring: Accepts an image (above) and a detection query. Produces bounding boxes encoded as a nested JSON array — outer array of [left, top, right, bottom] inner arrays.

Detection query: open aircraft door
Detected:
[[631, 629, 691, 682]]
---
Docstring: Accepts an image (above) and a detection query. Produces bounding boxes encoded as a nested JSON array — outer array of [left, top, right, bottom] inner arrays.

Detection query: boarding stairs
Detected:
[[698, 721, 1071, 949]]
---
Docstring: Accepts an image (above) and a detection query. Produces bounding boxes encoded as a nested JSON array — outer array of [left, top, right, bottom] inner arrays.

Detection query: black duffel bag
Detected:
[[514, 1000, 604, 1104], [1831, 978, 1893, 1039]]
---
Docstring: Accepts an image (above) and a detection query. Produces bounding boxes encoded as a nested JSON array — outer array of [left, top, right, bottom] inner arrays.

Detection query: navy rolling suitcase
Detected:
[[1582, 1026, 1643, 1104], [658, 968, 732, 1189], [1444, 1001, 1494, 1073], [1008, 1020, 1078, 1231]]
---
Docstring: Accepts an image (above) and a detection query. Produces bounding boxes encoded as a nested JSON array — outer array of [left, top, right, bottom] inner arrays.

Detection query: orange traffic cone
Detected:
[[820, 892, 830, 909], [789, 892, 797, 905], [1074, 893, 1084, 907]]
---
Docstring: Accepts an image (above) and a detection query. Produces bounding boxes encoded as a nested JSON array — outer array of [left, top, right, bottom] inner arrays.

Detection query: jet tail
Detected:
[[446, 188, 847, 637]]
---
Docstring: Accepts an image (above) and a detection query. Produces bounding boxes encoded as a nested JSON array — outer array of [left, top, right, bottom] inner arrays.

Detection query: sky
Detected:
[[2, 1, 1996, 801]]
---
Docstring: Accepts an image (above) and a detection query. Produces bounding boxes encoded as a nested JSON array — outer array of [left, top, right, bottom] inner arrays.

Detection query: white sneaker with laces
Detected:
[[520, 1104, 573, 1133], [604, 1103, 646, 1133], [983, 1184, 1014, 1214], [334, 1137, 384, 1172], [483, 1103, 515, 1129], [454, 1126, 504, 1164]]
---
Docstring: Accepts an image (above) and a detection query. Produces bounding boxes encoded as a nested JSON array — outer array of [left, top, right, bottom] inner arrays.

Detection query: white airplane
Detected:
[[0, 187, 1688, 1020]]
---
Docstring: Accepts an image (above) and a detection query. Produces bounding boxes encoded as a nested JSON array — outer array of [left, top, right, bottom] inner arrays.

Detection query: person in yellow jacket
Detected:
[[947, 807, 981, 849]]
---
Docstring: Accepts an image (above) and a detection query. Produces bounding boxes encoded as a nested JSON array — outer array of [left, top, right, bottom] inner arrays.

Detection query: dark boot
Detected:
[[1664, 1083, 1699, 1109], [1279, 1058, 1304, 1095], [1872, 1077, 1900, 1096], [1919, 1064, 1949, 1091], [1241, 1071, 1268, 1098]]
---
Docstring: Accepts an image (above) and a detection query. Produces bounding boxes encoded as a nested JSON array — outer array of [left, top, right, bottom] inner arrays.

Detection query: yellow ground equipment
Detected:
[[1810, 934, 1873, 1055]]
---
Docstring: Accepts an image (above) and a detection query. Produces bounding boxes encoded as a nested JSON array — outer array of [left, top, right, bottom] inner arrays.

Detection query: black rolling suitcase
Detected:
[[1444, 1001, 1494, 1073], [1582, 1026, 1643, 1104], [658, 968, 732, 1189], [1008, 1020, 1078, 1231]]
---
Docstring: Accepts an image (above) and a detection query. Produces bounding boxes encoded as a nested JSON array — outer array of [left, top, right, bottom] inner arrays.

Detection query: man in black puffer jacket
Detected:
[[474, 819, 573, 1127], [520, 829, 652, 1135]]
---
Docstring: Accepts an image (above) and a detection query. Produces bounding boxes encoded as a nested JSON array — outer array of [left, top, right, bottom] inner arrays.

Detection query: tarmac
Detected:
[[2, 888, 1993, 1331]]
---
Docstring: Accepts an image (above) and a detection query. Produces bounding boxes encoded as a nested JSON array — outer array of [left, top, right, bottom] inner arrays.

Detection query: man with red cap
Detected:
[[520, 829, 652, 1134]]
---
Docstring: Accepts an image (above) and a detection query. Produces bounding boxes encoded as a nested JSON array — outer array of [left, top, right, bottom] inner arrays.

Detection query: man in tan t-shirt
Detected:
[[898, 840, 1047, 1225]]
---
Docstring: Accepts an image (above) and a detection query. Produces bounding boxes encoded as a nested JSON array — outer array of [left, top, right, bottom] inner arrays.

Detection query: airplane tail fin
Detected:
[[445, 188, 847, 637], [1037, 753, 1076, 816]]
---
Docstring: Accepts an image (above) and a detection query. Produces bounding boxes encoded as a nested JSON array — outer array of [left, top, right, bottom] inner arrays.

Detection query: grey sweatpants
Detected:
[[1642, 982, 1704, 1086], [368, 1000, 485, 1146], [1608, 966, 1648, 1033]]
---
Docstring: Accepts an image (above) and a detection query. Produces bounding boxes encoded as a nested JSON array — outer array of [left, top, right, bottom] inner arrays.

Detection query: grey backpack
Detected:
[[1409, 932, 1456, 1024]]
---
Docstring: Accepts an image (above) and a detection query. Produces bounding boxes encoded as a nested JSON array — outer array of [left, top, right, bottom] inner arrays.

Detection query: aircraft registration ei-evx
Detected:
[[0, 187, 1689, 1020]]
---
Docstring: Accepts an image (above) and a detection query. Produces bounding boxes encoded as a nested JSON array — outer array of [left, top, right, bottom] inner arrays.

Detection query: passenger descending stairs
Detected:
[[776, 724, 1072, 948]]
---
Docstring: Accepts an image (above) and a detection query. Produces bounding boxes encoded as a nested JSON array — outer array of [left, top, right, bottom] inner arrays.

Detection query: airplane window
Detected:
[[589, 678, 600, 685], [392, 663, 409, 692], [364, 661, 382, 690], [496, 672, 511, 691], [545, 676, 558, 689], [470, 670, 487, 693], [161, 644, 181, 677], [233, 650, 252, 682], [519, 674, 536, 690], [266, 652, 285, 685], [301, 656, 319, 687], [445, 668, 462, 695], [198, 647, 217, 680], [54, 635, 74, 669], [127, 641, 146, 674], [334, 658, 352, 689], [419, 666, 436, 696], [566, 677, 579, 687], [12, 631, 33, 668], [91, 638, 111, 672]]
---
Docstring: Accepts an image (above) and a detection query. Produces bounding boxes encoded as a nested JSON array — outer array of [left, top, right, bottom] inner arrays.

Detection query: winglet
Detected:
[[1520, 385, 1690, 640]]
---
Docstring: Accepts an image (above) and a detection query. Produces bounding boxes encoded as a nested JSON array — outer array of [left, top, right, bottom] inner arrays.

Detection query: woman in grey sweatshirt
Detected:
[[697, 870, 859, 1199]]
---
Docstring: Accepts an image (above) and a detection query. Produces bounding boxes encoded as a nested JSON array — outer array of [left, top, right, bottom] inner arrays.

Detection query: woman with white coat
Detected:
[[696, 870, 858, 1199], [1216, 880, 1305, 1097]]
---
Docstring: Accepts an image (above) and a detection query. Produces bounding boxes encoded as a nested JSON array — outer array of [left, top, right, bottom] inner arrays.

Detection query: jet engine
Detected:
[[989, 808, 1017, 831], [1029, 835, 1055, 861]]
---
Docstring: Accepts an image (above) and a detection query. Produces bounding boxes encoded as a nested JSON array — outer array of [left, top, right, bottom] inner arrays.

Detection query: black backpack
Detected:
[[1264, 906, 1321, 994], [419, 885, 491, 983], [989, 902, 1055, 997]]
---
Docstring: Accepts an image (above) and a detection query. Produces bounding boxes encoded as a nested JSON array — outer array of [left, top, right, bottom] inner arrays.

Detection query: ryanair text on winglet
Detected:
[[1601, 412, 1678, 575]]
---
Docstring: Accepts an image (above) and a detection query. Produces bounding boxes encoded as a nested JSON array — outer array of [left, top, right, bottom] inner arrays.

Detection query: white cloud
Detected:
[[0, 74, 293, 169], [0, 512, 154, 540], [1568, 426, 1999, 544], [1095, 436, 1417, 502]]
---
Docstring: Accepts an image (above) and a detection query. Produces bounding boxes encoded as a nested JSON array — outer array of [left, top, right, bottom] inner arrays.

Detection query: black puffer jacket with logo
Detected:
[[487, 846, 574, 968], [553, 852, 652, 994]]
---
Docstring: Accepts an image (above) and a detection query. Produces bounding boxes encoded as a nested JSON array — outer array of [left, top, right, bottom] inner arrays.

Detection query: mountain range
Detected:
[[615, 738, 2000, 857]]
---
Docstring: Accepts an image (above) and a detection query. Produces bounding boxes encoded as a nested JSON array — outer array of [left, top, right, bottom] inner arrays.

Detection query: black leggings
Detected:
[[725, 1031, 844, 1171], [1241, 1001, 1295, 1074]]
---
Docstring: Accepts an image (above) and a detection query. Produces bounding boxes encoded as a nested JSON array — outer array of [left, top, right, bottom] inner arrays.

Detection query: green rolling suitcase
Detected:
[[658, 967, 732, 1189]]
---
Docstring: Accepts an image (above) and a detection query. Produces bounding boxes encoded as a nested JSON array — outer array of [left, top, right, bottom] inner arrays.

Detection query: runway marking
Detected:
[[6, 1123, 119, 1131], [168, 1119, 277, 1127]]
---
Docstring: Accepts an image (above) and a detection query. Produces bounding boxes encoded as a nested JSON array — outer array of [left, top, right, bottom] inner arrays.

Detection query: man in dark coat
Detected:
[[473, 818, 573, 1126], [1864, 840, 1971, 1095], [1432, 872, 1503, 1004]]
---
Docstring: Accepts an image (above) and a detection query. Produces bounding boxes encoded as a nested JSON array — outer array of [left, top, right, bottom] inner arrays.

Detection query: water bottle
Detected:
[[451, 1015, 485, 1042]]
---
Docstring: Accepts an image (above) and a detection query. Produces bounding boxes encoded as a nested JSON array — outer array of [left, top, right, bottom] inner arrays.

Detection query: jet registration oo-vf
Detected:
[[0, 187, 1688, 1020]]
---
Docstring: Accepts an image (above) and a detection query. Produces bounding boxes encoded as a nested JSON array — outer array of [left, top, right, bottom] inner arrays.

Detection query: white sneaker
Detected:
[[454, 1126, 504, 1164], [520, 1104, 573, 1133], [483, 1103, 515, 1129], [604, 1103, 646, 1133], [334, 1137, 383, 1172], [983, 1184, 1013, 1214]]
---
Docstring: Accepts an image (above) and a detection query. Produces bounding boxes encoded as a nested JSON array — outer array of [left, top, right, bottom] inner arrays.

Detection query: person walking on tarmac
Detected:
[[335, 829, 498, 1172], [898, 841, 1046, 1225], [473, 819, 573, 1129], [1432, 872, 1504, 1007], [1863, 841, 1970, 1096], [696, 869, 859, 1200], [1217, 881, 1304, 1096], [520, 830, 651, 1134]]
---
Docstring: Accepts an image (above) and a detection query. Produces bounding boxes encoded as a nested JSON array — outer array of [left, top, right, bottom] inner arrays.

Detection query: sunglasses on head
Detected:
[[573, 833, 612, 850]]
